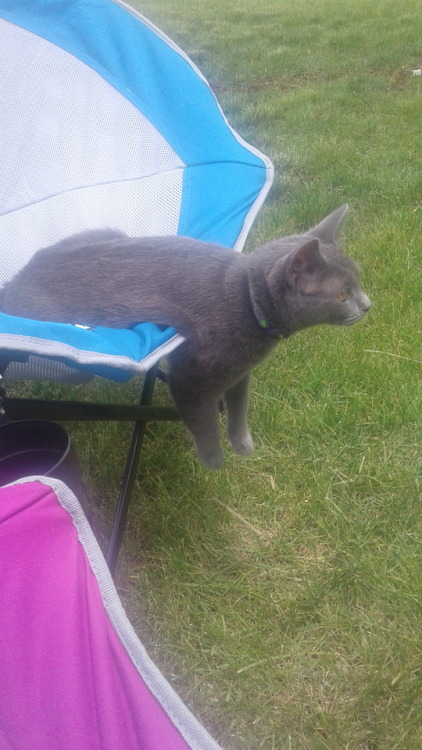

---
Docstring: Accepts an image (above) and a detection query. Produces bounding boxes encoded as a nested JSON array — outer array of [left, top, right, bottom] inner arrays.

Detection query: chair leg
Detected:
[[0, 382, 8, 426], [106, 365, 158, 574]]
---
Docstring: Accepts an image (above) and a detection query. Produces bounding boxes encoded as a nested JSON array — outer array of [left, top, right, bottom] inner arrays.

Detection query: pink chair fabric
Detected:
[[0, 479, 221, 750]]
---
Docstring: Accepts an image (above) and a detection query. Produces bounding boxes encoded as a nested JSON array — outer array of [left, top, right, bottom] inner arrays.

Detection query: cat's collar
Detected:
[[252, 301, 289, 339]]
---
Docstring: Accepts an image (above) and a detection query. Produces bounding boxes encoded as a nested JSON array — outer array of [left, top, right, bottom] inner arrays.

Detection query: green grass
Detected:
[[11, 0, 421, 747]]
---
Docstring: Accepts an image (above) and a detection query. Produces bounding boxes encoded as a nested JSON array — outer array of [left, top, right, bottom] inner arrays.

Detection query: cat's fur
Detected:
[[0, 205, 371, 468]]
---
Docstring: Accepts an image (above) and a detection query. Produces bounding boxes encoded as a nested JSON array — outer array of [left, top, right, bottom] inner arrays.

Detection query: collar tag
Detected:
[[253, 303, 287, 339]]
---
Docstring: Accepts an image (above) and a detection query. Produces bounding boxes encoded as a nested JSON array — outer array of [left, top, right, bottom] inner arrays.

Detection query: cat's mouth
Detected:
[[342, 312, 366, 326]]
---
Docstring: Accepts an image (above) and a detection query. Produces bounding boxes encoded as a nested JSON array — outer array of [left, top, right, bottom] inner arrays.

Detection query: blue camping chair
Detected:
[[0, 0, 273, 569]]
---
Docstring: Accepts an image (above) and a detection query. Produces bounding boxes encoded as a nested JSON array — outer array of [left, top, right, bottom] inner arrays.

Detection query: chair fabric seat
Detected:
[[0, 313, 180, 382]]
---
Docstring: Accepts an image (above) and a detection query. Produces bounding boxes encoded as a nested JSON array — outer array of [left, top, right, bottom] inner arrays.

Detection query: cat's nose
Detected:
[[361, 293, 371, 312]]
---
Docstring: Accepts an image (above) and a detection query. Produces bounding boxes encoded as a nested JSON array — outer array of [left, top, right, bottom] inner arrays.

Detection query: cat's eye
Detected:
[[336, 290, 348, 302]]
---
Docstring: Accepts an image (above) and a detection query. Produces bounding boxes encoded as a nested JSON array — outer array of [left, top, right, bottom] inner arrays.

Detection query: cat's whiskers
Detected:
[[342, 313, 365, 326]]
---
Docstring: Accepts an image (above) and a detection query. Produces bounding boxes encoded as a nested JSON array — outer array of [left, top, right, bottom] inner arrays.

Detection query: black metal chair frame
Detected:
[[0, 363, 180, 574]]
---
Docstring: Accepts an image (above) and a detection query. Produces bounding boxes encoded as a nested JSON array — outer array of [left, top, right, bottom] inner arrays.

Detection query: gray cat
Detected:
[[0, 205, 371, 468]]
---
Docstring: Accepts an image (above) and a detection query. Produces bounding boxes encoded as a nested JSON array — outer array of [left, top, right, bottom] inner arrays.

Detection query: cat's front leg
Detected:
[[169, 376, 224, 469], [224, 374, 255, 457]]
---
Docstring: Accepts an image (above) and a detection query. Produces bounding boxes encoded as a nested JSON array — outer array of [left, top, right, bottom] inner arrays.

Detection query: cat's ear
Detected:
[[282, 238, 324, 287], [309, 204, 348, 243]]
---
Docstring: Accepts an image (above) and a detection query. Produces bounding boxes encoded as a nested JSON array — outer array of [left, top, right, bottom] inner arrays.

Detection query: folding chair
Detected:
[[0, 476, 223, 749], [0, 0, 273, 570]]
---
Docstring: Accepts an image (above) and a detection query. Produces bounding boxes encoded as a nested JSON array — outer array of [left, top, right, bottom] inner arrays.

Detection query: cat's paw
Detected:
[[195, 444, 225, 470], [229, 432, 255, 456]]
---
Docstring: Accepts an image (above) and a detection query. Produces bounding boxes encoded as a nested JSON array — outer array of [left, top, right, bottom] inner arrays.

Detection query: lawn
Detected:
[[25, 1, 422, 748]]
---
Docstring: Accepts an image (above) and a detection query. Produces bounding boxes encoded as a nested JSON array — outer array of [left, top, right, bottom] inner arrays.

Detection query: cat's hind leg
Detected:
[[224, 374, 254, 457]]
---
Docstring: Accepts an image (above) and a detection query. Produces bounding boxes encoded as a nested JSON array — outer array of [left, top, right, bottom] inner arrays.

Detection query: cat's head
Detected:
[[266, 205, 371, 334]]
